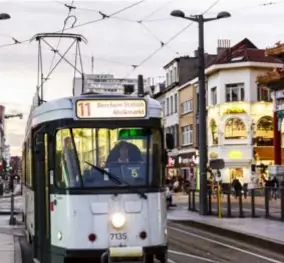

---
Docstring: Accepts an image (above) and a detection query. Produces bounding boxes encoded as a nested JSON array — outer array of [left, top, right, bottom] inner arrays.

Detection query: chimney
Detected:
[[217, 39, 231, 54]]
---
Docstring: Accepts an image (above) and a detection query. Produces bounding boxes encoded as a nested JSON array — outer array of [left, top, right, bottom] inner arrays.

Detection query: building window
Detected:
[[211, 87, 217, 105], [196, 93, 199, 113], [224, 118, 247, 139], [169, 69, 173, 84], [225, 83, 245, 102], [162, 101, 165, 116], [174, 67, 178, 82], [174, 93, 177, 113], [174, 124, 179, 147], [254, 116, 273, 146], [170, 96, 173, 114], [166, 97, 169, 116], [182, 125, 193, 146], [181, 100, 193, 114], [210, 119, 218, 145], [257, 85, 272, 102], [166, 73, 169, 86]]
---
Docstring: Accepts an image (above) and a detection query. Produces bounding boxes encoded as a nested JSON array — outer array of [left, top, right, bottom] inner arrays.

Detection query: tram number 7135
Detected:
[[110, 233, 127, 240]]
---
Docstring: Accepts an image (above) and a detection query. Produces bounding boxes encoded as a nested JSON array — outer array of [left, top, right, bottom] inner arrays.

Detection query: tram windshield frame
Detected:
[[55, 126, 164, 190]]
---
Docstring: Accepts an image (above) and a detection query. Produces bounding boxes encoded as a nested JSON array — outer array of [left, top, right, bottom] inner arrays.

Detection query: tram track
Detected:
[[19, 221, 284, 263], [167, 221, 284, 263]]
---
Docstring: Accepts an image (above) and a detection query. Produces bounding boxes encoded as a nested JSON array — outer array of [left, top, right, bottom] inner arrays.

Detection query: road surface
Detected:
[[19, 220, 284, 263], [167, 221, 284, 263]]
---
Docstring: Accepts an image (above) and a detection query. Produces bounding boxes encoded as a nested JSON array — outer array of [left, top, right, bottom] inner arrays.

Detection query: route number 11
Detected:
[[77, 102, 91, 117]]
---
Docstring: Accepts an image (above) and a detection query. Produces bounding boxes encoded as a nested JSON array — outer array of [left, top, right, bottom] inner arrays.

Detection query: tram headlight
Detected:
[[111, 212, 126, 229]]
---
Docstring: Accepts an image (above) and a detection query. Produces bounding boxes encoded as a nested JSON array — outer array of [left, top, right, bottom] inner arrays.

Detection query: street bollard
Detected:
[[192, 190, 196, 211], [238, 193, 244, 218], [227, 193, 231, 217], [208, 191, 212, 215], [264, 187, 269, 218], [188, 190, 191, 211], [281, 188, 284, 221], [217, 184, 222, 218], [251, 189, 256, 218], [9, 176, 16, 225]]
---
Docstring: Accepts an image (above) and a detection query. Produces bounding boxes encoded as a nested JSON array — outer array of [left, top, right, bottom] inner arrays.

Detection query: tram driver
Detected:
[[106, 141, 143, 164]]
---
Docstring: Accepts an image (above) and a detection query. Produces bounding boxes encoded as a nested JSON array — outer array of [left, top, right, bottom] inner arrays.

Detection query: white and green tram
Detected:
[[22, 93, 174, 263]]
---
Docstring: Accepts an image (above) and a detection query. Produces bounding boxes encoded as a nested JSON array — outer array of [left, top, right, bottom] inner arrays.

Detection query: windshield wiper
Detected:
[[85, 161, 147, 200]]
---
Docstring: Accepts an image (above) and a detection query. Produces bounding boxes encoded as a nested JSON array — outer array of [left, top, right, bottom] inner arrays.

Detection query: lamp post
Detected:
[[170, 10, 231, 215], [4, 113, 23, 225]]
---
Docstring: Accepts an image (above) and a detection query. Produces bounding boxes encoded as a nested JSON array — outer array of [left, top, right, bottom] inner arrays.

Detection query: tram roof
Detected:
[[24, 93, 162, 140]]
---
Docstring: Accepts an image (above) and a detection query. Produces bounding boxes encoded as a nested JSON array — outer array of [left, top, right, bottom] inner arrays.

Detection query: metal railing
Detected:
[[187, 187, 284, 221]]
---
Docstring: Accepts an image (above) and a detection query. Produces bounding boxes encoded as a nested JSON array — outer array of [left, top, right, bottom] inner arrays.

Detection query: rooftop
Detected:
[[211, 38, 281, 65]]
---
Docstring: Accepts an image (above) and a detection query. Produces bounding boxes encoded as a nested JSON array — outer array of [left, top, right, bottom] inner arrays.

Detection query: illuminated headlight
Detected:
[[57, 231, 62, 240], [111, 212, 126, 229]]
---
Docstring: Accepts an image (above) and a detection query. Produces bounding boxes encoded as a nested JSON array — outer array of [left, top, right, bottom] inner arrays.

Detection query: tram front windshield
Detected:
[[55, 127, 163, 189]]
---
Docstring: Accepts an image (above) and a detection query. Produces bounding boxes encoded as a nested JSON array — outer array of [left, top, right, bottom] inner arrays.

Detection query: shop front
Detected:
[[166, 156, 179, 178], [209, 147, 253, 184], [178, 152, 198, 189]]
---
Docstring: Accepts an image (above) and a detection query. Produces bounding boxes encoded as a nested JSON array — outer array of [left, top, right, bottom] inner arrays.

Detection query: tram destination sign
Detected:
[[75, 99, 147, 119]]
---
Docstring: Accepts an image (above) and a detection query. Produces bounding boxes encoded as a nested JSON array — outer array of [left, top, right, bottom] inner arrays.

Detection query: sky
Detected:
[[0, 0, 284, 155]]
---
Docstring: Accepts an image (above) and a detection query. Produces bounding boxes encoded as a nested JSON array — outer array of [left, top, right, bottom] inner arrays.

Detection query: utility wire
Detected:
[[47, 0, 75, 77], [123, 0, 222, 78], [63, 0, 146, 31], [0, 0, 282, 51]]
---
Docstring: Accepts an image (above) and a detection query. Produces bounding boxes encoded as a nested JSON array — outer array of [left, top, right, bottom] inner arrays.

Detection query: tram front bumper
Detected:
[[109, 246, 143, 258], [101, 246, 143, 263]]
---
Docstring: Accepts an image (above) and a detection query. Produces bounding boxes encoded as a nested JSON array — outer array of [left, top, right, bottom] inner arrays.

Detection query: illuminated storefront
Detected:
[[208, 102, 274, 184]]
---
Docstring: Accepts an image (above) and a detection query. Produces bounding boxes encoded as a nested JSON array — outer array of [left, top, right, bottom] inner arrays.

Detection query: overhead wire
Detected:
[[123, 0, 222, 78], [47, 0, 75, 78], [0, 0, 282, 62]]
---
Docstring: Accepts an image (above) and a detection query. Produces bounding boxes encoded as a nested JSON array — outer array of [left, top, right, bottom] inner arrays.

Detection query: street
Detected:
[[17, 219, 284, 263], [167, 221, 284, 263]]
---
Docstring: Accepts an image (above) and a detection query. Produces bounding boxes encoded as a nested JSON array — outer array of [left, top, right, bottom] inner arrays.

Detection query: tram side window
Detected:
[[25, 139, 33, 187], [22, 149, 26, 184], [151, 129, 163, 186]]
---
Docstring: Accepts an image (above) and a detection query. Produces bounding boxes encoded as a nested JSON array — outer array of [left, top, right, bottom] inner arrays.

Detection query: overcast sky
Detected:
[[0, 0, 283, 155]]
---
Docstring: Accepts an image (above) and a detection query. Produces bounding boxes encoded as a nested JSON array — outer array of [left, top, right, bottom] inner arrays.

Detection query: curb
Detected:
[[14, 236, 23, 263], [170, 219, 284, 254]]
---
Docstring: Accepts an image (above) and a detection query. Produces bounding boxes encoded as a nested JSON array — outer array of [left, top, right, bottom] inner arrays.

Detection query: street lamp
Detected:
[[170, 9, 231, 215], [0, 13, 11, 20], [3, 113, 23, 225]]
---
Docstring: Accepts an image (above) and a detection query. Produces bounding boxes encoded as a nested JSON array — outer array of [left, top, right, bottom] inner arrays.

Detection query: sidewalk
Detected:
[[167, 208, 284, 252], [0, 196, 23, 215], [0, 215, 23, 263]]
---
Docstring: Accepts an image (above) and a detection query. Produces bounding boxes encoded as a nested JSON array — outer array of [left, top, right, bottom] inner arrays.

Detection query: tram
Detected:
[[22, 93, 173, 263]]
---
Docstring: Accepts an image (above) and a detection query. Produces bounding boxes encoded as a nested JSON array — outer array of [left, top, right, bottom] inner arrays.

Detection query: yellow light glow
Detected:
[[228, 151, 243, 159]]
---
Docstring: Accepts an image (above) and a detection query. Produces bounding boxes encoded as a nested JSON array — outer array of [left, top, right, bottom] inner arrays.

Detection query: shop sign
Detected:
[[228, 150, 243, 159]]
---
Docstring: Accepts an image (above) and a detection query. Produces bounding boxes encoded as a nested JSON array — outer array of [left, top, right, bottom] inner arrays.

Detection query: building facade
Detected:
[[206, 38, 282, 184], [73, 74, 142, 96], [177, 81, 198, 178]]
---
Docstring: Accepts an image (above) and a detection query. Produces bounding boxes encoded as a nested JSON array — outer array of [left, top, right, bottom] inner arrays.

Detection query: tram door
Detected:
[[33, 132, 50, 263]]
